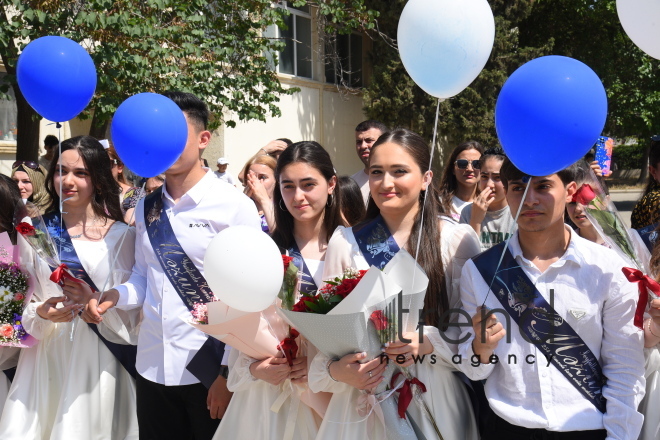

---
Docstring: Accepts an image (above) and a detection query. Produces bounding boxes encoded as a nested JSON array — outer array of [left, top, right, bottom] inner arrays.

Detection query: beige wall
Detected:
[[217, 79, 367, 183]]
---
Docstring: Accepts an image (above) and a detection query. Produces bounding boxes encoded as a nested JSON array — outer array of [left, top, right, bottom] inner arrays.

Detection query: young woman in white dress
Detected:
[[309, 128, 481, 440], [0, 136, 139, 439], [213, 141, 354, 439]]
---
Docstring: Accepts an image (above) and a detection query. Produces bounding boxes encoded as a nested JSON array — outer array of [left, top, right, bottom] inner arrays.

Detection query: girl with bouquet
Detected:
[[309, 128, 481, 439], [213, 141, 346, 439], [0, 136, 139, 439]]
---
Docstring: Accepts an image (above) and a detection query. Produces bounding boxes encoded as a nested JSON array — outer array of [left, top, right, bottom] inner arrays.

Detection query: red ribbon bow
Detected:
[[390, 372, 427, 419], [49, 263, 78, 287], [622, 267, 660, 329], [277, 328, 300, 367]]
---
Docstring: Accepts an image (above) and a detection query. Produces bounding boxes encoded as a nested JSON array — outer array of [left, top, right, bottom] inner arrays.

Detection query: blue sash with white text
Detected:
[[472, 242, 607, 412], [636, 223, 658, 253], [143, 187, 225, 389], [353, 215, 400, 269], [43, 213, 138, 378], [286, 242, 317, 295]]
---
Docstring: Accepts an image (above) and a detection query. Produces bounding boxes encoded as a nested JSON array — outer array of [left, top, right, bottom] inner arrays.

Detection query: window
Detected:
[[266, 3, 313, 78], [325, 33, 363, 87], [0, 73, 17, 144]]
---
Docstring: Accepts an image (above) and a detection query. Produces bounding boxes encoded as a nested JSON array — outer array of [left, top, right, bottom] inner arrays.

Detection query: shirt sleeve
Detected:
[[322, 226, 356, 280], [458, 204, 472, 225], [115, 202, 148, 309], [600, 269, 646, 439]]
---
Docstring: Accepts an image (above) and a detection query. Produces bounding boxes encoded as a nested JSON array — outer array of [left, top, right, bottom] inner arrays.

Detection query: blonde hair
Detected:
[[242, 154, 277, 183]]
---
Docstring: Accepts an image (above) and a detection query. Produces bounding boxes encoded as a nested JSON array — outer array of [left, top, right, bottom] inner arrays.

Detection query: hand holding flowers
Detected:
[[382, 332, 434, 368], [328, 352, 387, 391]]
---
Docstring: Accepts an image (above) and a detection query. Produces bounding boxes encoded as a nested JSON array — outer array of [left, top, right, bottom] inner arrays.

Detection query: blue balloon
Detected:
[[495, 56, 608, 176], [111, 93, 188, 178], [17, 36, 96, 122]]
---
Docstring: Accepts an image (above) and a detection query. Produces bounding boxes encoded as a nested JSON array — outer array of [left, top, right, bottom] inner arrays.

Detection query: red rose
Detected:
[[282, 255, 294, 273], [277, 335, 299, 367], [16, 222, 36, 236], [335, 277, 360, 298], [571, 184, 596, 205], [370, 310, 389, 331], [292, 299, 310, 312]]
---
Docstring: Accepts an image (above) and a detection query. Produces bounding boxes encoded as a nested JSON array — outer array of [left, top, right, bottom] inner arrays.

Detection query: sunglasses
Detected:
[[455, 159, 481, 170], [12, 160, 39, 170]]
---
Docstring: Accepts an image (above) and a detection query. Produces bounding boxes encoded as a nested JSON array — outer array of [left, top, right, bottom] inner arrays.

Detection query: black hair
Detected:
[[363, 128, 448, 330], [44, 135, 59, 148], [0, 175, 22, 244], [643, 136, 660, 198], [271, 141, 345, 249], [500, 157, 579, 188], [337, 176, 366, 226], [45, 135, 125, 224], [480, 147, 506, 165], [162, 91, 209, 131], [355, 120, 389, 134]]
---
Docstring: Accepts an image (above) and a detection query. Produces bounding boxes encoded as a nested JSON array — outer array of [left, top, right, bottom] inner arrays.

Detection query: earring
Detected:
[[326, 193, 333, 207], [279, 199, 286, 211]]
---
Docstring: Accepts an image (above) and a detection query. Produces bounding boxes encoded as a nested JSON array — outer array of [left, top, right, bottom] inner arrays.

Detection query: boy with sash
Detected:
[[457, 159, 645, 439], [85, 92, 261, 439]]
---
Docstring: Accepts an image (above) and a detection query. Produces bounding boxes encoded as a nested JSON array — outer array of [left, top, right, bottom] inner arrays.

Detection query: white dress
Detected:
[[308, 218, 481, 440], [0, 224, 139, 440], [212, 259, 326, 440]]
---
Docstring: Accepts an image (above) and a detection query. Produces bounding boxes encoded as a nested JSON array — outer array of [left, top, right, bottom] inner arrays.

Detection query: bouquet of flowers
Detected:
[[13, 203, 76, 286], [278, 251, 429, 440], [0, 233, 36, 348]]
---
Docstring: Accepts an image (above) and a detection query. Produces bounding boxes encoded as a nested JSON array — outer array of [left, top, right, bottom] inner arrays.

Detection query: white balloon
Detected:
[[398, 0, 495, 98], [617, 0, 660, 60], [203, 226, 283, 312]]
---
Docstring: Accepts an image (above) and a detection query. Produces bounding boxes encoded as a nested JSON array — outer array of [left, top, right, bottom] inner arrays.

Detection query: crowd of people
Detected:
[[0, 91, 658, 440]]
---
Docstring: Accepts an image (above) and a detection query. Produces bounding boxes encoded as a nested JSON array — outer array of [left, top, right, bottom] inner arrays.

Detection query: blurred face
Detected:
[[479, 157, 506, 206], [506, 174, 576, 233], [145, 176, 164, 195], [566, 200, 592, 230], [369, 142, 431, 215], [249, 164, 275, 198], [355, 128, 383, 168], [166, 115, 210, 176], [453, 149, 481, 188], [12, 171, 33, 199], [280, 162, 336, 224], [217, 163, 228, 173], [109, 157, 124, 182], [54, 149, 94, 208]]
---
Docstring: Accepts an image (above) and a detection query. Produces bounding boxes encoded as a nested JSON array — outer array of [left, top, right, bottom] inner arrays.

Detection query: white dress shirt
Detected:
[[350, 169, 370, 205], [115, 171, 261, 386], [458, 227, 645, 439]]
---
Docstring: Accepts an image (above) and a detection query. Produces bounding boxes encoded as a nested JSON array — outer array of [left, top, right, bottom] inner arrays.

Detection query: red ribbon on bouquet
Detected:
[[390, 372, 427, 419], [49, 263, 78, 286], [277, 328, 300, 367], [622, 267, 660, 329]]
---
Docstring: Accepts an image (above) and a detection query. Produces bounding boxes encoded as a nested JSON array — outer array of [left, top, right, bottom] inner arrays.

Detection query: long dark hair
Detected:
[[45, 135, 124, 224], [271, 141, 345, 250], [337, 176, 366, 226], [438, 140, 484, 216], [643, 137, 660, 198], [364, 128, 448, 329], [0, 175, 22, 244]]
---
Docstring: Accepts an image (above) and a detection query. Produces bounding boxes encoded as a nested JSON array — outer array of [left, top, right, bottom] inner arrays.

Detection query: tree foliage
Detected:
[[0, 0, 376, 159]]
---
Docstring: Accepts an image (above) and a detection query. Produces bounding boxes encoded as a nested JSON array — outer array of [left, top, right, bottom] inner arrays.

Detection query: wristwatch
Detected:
[[218, 365, 229, 380]]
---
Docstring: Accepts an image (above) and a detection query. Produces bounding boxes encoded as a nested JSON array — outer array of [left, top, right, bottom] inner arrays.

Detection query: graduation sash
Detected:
[[43, 213, 138, 378], [143, 187, 225, 388], [286, 242, 317, 295], [353, 215, 400, 269], [472, 242, 607, 412]]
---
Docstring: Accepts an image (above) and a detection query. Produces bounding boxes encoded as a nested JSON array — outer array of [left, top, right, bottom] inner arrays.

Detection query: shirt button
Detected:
[[163, 316, 168, 321], [542, 372, 548, 378]]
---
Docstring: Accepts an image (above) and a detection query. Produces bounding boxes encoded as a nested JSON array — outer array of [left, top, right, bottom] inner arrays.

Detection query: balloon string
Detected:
[[98, 181, 147, 295], [481, 176, 530, 306], [57, 122, 63, 259], [411, 98, 443, 294]]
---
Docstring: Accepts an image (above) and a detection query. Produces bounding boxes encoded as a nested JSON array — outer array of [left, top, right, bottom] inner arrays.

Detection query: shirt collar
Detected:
[[508, 224, 584, 269], [161, 169, 215, 206]]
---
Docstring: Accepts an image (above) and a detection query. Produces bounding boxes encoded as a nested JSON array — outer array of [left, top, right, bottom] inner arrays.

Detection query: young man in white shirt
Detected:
[[85, 92, 261, 439], [214, 157, 236, 186], [457, 159, 645, 439], [351, 120, 388, 204]]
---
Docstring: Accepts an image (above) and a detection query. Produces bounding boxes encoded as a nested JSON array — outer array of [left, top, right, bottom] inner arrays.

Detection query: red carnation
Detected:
[[572, 184, 596, 205], [16, 222, 36, 236], [370, 310, 388, 331]]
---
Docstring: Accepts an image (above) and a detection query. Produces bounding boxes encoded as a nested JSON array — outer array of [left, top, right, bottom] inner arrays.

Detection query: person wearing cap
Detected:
[[38, 135, 59, 170], [214, 157, 237, 186]]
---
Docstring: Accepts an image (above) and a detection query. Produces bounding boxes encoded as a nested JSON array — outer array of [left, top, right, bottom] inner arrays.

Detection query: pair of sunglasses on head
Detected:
[[12, 160, 39, 170], [454, 159, 481, 170]]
